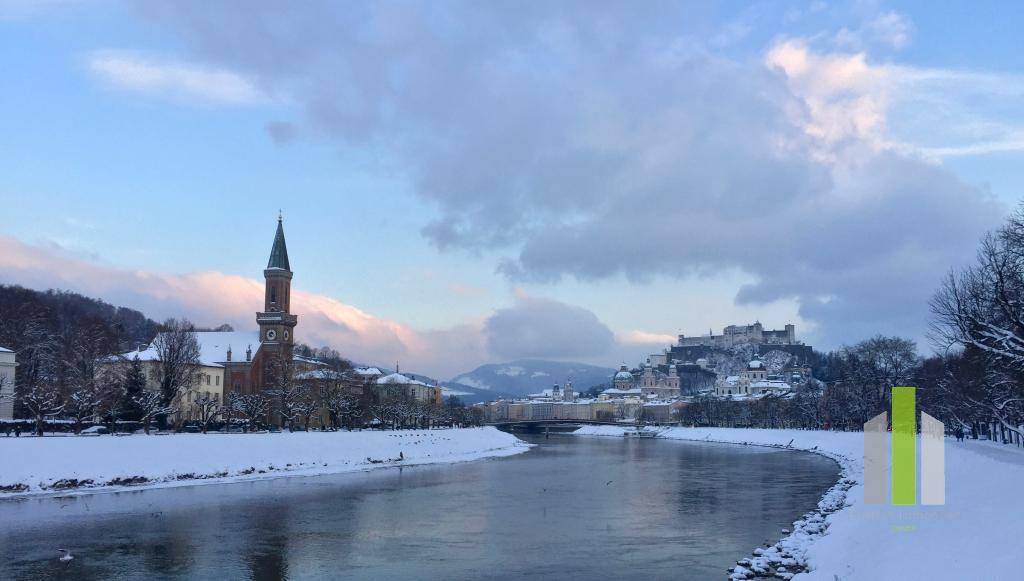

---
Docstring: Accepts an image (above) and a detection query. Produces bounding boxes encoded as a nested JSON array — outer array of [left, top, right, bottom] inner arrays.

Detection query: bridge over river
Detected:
[[487, 420, 629, 433]]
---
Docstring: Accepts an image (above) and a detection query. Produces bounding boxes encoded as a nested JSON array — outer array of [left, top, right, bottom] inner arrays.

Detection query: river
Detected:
[[0, 434, 837, 580]]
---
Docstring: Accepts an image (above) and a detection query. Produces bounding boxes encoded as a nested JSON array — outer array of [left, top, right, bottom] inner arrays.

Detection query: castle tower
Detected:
[[256, 214, 298, 372]]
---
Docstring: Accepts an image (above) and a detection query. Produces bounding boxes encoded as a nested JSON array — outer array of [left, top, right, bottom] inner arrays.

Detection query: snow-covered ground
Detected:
[[574, 425, 1024, 580], [0, 427, 529, 497]]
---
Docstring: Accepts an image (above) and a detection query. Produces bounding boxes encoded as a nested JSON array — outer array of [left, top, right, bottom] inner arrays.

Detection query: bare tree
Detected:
[[265, 357, 305, 430], [930, 207, 1024, 439], [0, 374, 12, 407], [296, 387, 320, 431], [11, 311, 60, 433], [62, 325, 122, 433], [152, 319, 201, 421], [322, 381, 360, 430]]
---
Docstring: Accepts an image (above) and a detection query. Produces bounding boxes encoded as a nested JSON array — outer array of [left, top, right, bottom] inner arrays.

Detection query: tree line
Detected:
[[0, 293, 482, 434]]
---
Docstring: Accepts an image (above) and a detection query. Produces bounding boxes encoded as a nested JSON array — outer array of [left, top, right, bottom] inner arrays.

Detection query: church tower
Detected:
[[257, 214, 298, 361]]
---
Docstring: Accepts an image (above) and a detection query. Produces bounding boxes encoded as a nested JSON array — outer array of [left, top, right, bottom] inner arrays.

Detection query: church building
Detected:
[[115, 215, 301, 418], [224, 214, 299, 395]]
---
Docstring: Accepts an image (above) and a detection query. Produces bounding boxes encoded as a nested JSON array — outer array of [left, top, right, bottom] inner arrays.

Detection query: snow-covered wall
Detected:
[[0, 427, 529, 496]]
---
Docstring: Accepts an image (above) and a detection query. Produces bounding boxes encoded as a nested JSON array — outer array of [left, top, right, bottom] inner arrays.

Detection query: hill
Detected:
[[450, 359, 616, 398]]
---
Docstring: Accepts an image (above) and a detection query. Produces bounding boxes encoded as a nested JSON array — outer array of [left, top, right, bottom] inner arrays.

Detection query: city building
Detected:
[[714, 359, 793, 397], [638, 363, 681, 399], [613, 364, 636, 390], [375, 372, 443, 405], [0, 346, 15, 421], [527, 383, 576, 402]]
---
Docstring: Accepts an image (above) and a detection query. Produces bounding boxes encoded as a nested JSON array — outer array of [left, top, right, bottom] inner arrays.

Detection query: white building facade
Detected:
[[0, 346, 15, 420]]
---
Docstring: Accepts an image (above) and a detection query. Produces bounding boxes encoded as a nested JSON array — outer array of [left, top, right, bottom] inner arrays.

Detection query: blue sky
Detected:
[[1, 1, 1022, 377]]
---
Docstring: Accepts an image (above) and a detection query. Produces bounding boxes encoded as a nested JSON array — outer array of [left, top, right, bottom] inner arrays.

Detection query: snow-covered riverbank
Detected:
[[574, 425, 1024, 580], [0, 427, 529, 497]]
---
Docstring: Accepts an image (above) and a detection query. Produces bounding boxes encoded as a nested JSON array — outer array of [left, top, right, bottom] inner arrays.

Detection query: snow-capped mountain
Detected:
[[450, 360, 616, 397]]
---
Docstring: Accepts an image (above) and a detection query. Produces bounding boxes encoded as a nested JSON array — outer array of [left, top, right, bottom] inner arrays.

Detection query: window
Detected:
[[216, 376, 220, 386]]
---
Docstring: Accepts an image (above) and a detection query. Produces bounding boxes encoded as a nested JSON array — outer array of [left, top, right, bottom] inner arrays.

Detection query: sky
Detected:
[[1, 0, 1023, 378]]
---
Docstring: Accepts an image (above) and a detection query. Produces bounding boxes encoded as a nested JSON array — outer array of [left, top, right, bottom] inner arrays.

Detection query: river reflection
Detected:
[[0, 434, 837, 580]]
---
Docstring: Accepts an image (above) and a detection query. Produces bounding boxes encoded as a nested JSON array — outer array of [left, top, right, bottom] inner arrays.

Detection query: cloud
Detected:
[[484, 295, 615, 361], [265, 121, 297, 145], [867, 11, 913, 49], [833, 10, 914, 51], [0, 236, 629, 376], [87, 50, 263, 105], [0, 0, 76, 20], [768, 39, 1024, 158], [0, 235, 484, 378], [619, 330, 676, 345], [130, 2, 1008, 348], [765, 39, 889, 150]]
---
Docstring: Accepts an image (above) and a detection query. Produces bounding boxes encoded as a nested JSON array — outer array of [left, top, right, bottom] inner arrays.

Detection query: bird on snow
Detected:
[[57, 549, 73, 562]]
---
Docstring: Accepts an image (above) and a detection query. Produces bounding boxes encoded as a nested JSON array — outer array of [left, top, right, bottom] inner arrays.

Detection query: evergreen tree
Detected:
[[119, 356, 147, 422]]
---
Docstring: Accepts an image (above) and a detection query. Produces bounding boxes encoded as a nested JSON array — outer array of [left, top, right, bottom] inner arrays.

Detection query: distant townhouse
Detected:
[[375, 372, 443, 405]]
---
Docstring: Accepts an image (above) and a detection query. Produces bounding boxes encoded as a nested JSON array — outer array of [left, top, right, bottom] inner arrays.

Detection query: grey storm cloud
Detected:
[[484, 297, 615, 361], [137, 1, 1006, 347]]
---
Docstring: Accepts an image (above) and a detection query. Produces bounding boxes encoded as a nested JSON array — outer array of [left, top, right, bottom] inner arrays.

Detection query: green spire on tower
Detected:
[[267, 213, 291, 271]]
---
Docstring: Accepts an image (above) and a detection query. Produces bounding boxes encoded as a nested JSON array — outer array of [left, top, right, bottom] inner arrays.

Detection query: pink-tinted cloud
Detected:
[[0, 235, 485, 378]]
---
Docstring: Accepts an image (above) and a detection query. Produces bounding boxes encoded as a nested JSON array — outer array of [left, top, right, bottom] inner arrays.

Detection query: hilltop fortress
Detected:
[[650, 321, 814, 368]]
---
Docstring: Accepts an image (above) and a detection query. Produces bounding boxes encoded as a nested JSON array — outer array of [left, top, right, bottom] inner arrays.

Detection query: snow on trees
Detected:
[[321, 381, 361, 430], [230, 392, 270, 433], [20, 383, 64, 437], [761, 350, 793, 375], [930, 205, 1024, 441], [151, 319, 201, 415], [188, 391, 223, 434], [133, 391, 175, 435]]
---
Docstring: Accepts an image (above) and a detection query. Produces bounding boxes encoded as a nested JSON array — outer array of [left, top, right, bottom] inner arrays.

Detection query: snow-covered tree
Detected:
[[231, 392, 270, 433], [189, 390, 222, 433], [20, 382, 64, 436], [115, 355, 148, 422], [322, 384, 360, 430], [133, 391, 175, 434]]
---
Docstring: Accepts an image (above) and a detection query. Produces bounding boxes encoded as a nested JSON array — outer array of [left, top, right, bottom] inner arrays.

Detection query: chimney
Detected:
[[227, 345, 232, 362], [246, 345, 252, 362]]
